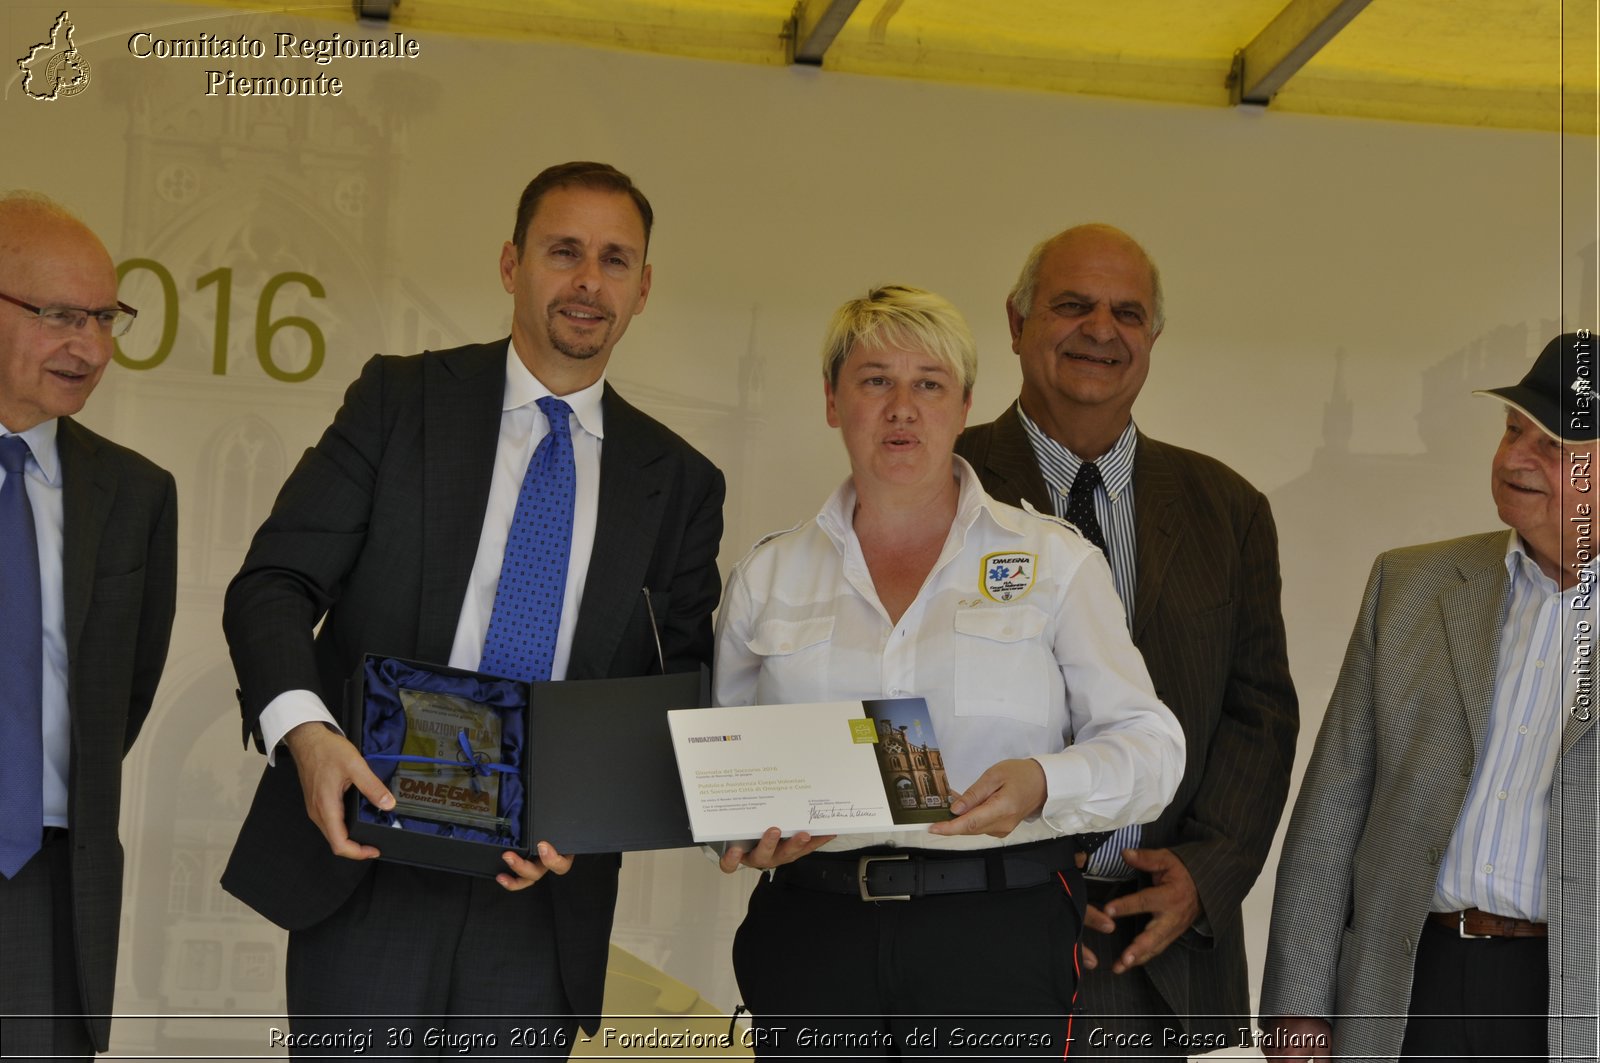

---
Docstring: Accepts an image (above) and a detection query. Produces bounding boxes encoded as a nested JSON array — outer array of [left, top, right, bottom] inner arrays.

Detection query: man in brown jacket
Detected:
[[956, 223, 1298, 1060]]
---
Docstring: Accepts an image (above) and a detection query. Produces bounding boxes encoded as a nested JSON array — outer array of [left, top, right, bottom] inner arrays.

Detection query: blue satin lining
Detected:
[[356, 657, 527, 845]]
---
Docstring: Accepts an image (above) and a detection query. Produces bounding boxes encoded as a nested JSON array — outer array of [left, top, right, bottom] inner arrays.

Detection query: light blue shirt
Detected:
[[1, 419, 69, 828], [1433, 532, 1592, 922]]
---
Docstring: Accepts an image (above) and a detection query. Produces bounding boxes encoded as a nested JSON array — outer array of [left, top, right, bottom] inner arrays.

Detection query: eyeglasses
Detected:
[[0, 291, 139, 337]]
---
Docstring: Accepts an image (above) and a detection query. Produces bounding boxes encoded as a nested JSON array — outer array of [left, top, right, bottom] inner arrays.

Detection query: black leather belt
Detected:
[[772, 839, 1074, 901]]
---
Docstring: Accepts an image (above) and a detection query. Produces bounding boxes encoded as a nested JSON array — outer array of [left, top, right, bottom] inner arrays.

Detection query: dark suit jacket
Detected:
[[219, 341, 724, 1031], [55, 417, 178, 1051], [956, 404, 1297, 1042]]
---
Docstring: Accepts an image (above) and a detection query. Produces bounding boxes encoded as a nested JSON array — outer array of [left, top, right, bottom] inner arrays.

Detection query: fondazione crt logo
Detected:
[[17, 10, 91, 101]]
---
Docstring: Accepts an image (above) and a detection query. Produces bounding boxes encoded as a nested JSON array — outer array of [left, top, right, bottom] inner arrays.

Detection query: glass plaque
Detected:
[[389, 687, 508, 832]]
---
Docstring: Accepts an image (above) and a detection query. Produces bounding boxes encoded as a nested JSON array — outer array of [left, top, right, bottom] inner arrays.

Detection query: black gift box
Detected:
[[345, 655, 709, 877]]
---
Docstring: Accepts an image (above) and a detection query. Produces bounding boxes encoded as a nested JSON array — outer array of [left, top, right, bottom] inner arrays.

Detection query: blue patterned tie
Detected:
[[0, 435, 44, 878], [480, 397, 576, 683]]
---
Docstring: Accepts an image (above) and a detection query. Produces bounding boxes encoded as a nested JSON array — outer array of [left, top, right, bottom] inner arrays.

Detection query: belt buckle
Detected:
[[858, 853, 911, 901], [1458, 911, 1493, 939]]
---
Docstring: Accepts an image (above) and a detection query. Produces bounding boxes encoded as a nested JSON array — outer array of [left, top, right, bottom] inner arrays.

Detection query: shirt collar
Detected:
[[504, 340, 606, 440], [1, 418, 61, 486], [1503, 529, 1594, 596], [1017, 406, 1138, 503], [816, 456, 1029, 550]]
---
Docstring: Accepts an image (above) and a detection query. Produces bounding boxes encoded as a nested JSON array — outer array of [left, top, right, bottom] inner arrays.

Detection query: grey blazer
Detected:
[[220, 341, 725, 1032], [957, 405, 1299, 1044], [55, 418, 177, 1051], [1260, 531, 1597, 1061]]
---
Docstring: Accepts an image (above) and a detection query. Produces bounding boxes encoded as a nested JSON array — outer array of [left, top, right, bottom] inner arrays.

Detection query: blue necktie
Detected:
[[0, 435, 44, 878], [480, 397, 576, 683]]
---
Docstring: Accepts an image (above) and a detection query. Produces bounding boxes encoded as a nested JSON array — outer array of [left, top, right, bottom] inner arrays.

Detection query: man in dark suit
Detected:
[[220, 163, 724, 1055], [0, 193, 178, 1060], [955, 223, 1298, 1059]]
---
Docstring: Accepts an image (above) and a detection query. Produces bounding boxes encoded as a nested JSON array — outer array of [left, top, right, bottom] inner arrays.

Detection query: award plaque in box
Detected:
[[386, 688, 510, 833], [345, 656, 710, 876], [347, 656, 532, 877]]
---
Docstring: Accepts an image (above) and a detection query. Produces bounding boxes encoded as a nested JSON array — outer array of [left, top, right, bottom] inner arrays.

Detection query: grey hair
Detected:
[[1008, 223, 1165, 333]]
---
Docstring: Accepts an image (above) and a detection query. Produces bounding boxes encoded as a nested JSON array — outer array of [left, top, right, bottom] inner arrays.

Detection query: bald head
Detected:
[[1005, 222, 1166, 460], [1010, 224, 1164, 334], [0, 191, 118, 431]]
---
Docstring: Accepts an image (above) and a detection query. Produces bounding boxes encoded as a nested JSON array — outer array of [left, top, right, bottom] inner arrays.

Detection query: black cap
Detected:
[[1474, 332, 1598, 444]]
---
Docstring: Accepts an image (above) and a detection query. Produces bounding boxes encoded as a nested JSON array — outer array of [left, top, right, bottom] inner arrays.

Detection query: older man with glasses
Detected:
[[0, 191, 176, 1062]]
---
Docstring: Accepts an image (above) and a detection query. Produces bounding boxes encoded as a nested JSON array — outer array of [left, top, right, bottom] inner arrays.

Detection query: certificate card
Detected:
[[666, 697, 953, 842]]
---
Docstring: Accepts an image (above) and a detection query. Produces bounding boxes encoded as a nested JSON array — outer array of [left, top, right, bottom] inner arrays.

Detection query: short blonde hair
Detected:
[[820, 285, 977, 397]]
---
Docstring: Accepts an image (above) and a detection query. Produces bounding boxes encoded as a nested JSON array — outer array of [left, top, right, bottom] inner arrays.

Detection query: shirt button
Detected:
[[1484, 863, 1494, 874], [1535, 659, 1546, 669], [1497, 790, 1508, 800], [1519, 725, 1529, 735]]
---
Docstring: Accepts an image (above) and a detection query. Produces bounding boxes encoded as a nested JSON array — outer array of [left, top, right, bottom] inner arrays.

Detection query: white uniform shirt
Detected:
[[713, 458, 1184, 853]]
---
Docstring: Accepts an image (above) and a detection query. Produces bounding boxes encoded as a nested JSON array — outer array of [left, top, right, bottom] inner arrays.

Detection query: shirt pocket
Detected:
[[744, 616, 835, 698], [951, 606, 1052, 725]]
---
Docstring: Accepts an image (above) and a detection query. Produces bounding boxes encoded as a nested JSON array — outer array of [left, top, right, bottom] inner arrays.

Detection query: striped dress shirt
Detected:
[[1433, 533, 1593, 921], [1018, 409, 1143, 878]]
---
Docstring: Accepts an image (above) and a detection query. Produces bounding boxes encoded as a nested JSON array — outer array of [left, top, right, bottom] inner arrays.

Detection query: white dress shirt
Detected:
[[1, 419, 69, 827], [1433, 532, 1592, 921], [259, 342, 605, 758], [713, 458, 1184, 853]]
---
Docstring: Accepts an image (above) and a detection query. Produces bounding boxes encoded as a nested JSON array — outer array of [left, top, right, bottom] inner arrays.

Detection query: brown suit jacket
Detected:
[[957, 404, 1298, 1042]]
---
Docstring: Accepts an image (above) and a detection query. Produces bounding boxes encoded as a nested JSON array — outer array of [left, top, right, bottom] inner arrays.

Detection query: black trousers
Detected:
[[0, 830, 96, 1063], [1399, 916, 1548, 1062], [732, 852, 1085, 1059], [285, 861, 577, 1059]]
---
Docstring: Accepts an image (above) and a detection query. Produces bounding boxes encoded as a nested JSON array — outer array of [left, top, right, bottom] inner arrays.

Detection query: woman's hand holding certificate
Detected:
[[927, 757, 1048, 839], [717, 827, 836, 873]]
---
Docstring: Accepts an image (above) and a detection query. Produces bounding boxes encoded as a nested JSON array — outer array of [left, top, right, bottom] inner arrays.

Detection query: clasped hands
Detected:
[[282, 721, 569, 892], [1079, 846, 1202, 973]]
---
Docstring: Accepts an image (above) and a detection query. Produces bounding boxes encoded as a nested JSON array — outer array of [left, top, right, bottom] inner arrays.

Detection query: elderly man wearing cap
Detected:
[[1258, 332, 1597, 1062]]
